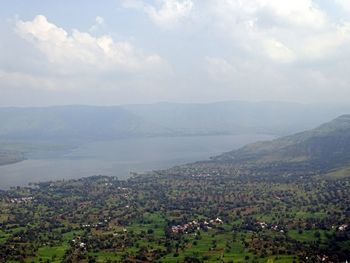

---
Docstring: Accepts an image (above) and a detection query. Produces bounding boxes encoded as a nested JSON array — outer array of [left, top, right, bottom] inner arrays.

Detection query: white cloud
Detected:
[[262, 39, 295, 63], [206, 0, 350, 63], [89, 16, 105, 32], [15, 15, 168, 74], [122, 0, 194, 28], [335, 0, 350, 13], [3, 2, 350, 105], [96, 16, 104, 25], [205, 57, 236, 82], [214, 0, 327, 29], [301, 22, 350, 59], [120, 0, 350, 62]]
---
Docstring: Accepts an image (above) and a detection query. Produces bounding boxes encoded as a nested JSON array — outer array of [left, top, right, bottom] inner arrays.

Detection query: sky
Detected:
[[1, 0, 350, 106]]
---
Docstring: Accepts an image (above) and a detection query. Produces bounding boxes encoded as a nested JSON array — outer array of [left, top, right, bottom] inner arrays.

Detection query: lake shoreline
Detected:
[[0, 134, 276, 190]]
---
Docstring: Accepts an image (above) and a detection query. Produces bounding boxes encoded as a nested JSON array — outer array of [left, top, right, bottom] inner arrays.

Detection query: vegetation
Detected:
[[199, 115, 350, 176], [1, 115, 350, 262], [0, 172, 349, 262]]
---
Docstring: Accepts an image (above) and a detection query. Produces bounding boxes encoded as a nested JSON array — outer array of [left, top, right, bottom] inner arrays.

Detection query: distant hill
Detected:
[[208, 115, 350, 175], [0, 150, 24, 166], [122, 101, 349, 136], [0, 101, 349, 141], [0, 105, 173, 141]]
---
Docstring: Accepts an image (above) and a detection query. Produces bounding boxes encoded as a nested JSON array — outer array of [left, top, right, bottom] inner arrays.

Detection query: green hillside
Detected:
[[168, 114, 350, 178], [207, 115, 350, 175]]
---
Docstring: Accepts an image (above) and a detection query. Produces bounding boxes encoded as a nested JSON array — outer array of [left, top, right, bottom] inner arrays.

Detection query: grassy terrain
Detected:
[[325, 166, 350, 179], [0, 175, 349, 262]]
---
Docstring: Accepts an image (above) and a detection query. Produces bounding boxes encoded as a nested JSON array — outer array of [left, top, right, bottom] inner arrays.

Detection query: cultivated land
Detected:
[[1, 115, 350, 263], [0, 172, 349, 263]]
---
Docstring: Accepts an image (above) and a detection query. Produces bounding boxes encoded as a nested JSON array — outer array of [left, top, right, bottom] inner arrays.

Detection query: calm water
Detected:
[[0, 134, 275, 189]]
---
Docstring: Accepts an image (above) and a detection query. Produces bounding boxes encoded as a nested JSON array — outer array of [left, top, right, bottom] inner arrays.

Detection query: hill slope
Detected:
[[0, 150, 24, 165], [192, 115, 350, 175]]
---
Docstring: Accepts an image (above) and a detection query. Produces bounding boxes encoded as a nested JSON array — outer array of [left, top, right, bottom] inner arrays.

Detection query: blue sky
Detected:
[[1, 0, 350, 106]]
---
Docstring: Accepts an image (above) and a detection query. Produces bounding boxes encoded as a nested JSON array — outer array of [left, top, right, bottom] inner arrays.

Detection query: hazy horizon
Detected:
[[1, 99, 350, 109]]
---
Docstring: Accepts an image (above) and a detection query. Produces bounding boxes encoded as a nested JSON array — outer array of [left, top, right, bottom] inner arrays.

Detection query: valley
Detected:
[[2, 1, 350, 262], [0, 134, 274, 189], [0, 115, 350, 262], [0, 172, 349, 263]]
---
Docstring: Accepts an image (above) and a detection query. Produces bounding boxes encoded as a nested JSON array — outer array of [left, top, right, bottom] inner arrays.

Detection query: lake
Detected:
[[0, 134, 275, 189]]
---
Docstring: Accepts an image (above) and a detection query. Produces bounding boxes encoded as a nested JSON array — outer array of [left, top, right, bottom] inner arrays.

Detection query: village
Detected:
[[170, 218, 223, 234], [0, 174, 349, 262]]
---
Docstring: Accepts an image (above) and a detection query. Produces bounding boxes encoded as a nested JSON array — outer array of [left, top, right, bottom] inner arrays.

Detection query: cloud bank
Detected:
[[1, 1, 350, 106], [16, 15, 167, 74]]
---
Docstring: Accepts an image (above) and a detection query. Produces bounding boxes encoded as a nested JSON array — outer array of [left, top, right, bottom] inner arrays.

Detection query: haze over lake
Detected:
[[0, 134, 274, 189]]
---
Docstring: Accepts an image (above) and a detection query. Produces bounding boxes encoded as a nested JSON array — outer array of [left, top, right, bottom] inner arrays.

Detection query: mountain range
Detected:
[[1, 101, 350, 141], [1, 102, 350, 171]]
